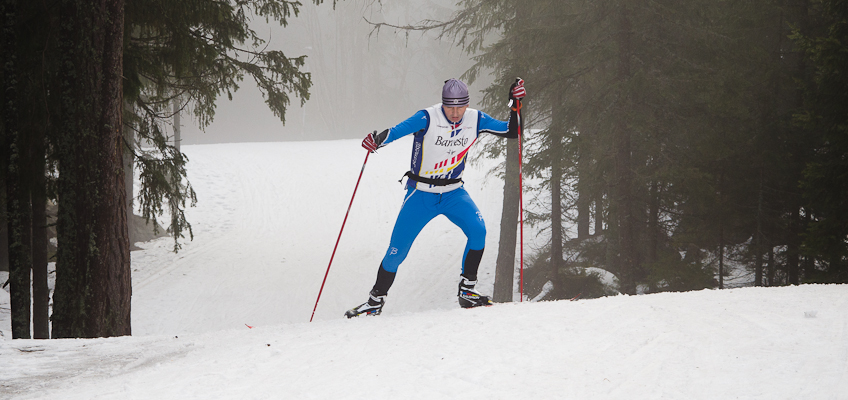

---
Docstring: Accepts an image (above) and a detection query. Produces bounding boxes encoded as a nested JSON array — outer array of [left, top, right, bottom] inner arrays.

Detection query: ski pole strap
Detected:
[[510, 99, 523, 112], [401, 171, 462, 186]]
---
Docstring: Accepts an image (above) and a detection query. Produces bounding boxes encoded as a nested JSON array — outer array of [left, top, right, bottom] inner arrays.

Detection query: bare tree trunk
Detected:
[[647, 181, 660, 267], [802, 211, 814, 278], [32, 140, 50, 339], [52, 0, 130, 338], [123, 99, 134, 230], [754, 171, 764, 286], [549, 93, 567, 298], [718, 172, 725, 289], [594, 195, 603, 236], [6, 145, 33, 339], [787, 206, 800, 285], [3, 0, 32, 339], [173, 99, 180, 152], [719, 224, 725, 289], [766, 243, 775, 286], [613, 3, 637, 294], [550, 131, 564, 295], [786, 0, 809, 286], [493, 3, 530, 303], [494, 138, 520, 302], [0, 180, 7, 273], [576, 133, 590, 240], [576, 125, 588, 240], [6, 176, 32, 339]]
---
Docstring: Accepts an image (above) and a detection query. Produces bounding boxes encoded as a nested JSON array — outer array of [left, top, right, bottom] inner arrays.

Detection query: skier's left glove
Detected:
[[507, 78, 525, 137], [509, 78, 527, 107], [509, 78, 526, 101], [361, 129, 389, 153]]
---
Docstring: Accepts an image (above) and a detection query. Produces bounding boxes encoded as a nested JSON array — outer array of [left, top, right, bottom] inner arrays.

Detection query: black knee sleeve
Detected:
[[371, 264, 396, 296], [462, 248, 485, 281]]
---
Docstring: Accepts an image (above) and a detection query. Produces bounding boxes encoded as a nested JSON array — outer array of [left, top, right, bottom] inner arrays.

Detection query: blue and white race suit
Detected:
[[378, 104, 518, 275]]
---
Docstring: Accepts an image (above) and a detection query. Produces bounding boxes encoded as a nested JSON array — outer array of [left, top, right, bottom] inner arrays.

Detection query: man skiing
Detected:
[[345, 78, 526, 318]]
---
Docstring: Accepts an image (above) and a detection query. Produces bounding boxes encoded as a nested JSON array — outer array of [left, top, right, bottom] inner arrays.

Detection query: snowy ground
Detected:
[[2, 139, 847, 399]]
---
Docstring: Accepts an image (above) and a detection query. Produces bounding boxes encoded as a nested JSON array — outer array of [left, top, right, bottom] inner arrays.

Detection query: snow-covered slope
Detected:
[[3, 285, 847, 399], [130, 138, 517, 335], [2, 140, 847, 399]]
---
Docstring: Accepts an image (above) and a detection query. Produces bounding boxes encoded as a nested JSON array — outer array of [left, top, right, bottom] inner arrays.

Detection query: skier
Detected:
[[345, 78, 526, 318]]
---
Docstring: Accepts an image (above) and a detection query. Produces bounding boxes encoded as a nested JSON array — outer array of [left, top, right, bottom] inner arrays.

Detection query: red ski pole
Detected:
[[516, 98, 524, 302], [310, 151, 370, 322]]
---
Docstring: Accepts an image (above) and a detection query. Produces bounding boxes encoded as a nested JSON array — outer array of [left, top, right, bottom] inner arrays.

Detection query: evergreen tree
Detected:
[[354, 0, 848, 294], [793, 0, 848, 283], [2, 0, 57, 339], [50, 0, 131, 338], [0, 0, 326, 339], [123, 0, 318, 251], [2, 0, 33, 338]]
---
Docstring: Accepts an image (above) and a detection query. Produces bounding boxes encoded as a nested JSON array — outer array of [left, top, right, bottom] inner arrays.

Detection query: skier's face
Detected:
[[443, 105, 467, 123]]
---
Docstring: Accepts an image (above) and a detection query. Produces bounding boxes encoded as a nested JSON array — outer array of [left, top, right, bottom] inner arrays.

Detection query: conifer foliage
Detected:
[[403, 0, 847, 298], [792, 0, 848, 283], [1, 0, 321, 338]]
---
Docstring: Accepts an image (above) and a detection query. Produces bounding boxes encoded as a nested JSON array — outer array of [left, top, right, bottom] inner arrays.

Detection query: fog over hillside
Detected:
[[181, 0, 490, 144]]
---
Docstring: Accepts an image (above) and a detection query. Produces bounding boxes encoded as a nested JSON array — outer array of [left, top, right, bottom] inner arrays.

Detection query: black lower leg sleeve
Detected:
[[462, 248, 485, 281], [371, 264, 396, 296]]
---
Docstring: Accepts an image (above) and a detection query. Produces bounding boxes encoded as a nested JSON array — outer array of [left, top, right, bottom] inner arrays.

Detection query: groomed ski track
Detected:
[[131, 138, 511, 335]]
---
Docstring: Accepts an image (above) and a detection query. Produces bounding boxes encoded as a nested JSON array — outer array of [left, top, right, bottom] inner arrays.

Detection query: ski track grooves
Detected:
[[131, 140, 515, 335]]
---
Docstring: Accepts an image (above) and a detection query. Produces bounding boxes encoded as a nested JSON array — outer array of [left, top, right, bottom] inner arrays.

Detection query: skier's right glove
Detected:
[[361, 129, 388, 153]]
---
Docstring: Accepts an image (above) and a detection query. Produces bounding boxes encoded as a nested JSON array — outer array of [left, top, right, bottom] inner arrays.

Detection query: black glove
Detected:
[[361, 129, 389, 153]]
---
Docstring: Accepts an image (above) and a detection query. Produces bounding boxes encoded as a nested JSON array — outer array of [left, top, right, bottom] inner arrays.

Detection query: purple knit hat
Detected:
[[442, 79, 469, 106]]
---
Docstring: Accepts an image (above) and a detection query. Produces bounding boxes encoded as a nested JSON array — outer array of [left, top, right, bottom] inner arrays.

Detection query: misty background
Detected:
[[180, 0, 489, 144]]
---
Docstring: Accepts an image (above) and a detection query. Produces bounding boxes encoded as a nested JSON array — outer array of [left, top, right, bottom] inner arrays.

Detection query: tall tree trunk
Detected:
[[802, 210, 814, 278], [576, 133, 590, 240], [550, 103, 565, 297], [787, 206, 800, 285], [613, 3, 637, 294], [6, 140, 33, 339], [123, 99, 134, 238], [0, 2, 9, 274], [753, 171, 764, 287], [6, 162, 32, 339], [0, 182, 7, 273], [173, 99, 180, 152], [3, 0, 33, 339], [51, 0, 130, 338], [766, 243, 775, 286], [786, 0, 809, 286], [718, 172, 725, 289], [594, 195, 603, 236], [606, 187, 620, 279], [719, 224, 725, 289], [493, 2, 528, 303], [494, 137, 520, 302], [647, 181, 660, 267], [32, 139, 50, 339]]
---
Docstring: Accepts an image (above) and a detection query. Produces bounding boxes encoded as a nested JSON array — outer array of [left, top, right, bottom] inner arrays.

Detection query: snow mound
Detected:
[[2, 284, 847, 399]]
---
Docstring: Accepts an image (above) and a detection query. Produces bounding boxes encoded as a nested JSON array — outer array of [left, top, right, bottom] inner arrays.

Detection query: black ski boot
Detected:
[[345, 289, 385, 318], [458, 276, 493, 308]]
